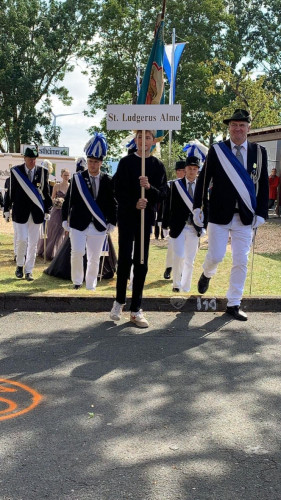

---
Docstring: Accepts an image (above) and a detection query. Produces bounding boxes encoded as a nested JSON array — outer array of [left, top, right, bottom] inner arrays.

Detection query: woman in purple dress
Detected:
[[38, 169, 70, 260]]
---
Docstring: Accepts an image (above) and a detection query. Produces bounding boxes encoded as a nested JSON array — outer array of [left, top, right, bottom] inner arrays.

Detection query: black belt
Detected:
[[234, 209, 239, 213]]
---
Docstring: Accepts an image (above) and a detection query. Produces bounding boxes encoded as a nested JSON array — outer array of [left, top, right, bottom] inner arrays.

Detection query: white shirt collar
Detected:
[[25, 165, 35, 174], [230, 139, 248, 151]]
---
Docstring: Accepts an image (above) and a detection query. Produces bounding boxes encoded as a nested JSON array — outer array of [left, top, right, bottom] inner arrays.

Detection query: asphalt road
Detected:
[[0, 310, 281, 500]]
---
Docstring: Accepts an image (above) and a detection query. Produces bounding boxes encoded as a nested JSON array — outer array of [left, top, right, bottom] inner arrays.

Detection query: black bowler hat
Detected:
[[24, 147, 39, 158], [185, 156, 200, 167], [175, 160, 186, 170], [223, 108, 251, 125]]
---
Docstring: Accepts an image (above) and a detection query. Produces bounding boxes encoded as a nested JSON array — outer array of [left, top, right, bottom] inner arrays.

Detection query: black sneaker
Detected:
[[226, 306, 248, 321], [25, 273, 34, 281], [164, 267, 172, 279], [73, 284, 82, 290], [198, 273, 211, 294], [15, 266, 23, 278]]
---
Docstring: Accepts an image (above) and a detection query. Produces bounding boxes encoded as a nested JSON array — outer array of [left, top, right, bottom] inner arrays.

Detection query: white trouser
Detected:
[[15, 215, 41, 273], [172, 224, 199, 291], [203, 214, 252, 307], [70, 223, 106, 290], [165, 237, 174, 268], [13, 221, 18, 256]]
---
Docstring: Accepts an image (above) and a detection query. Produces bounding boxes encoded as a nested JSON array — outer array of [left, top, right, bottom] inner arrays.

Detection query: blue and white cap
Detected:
[[76, 156, 86, 172], [182, 140, 208, 164], [84, 132, 108, 160]]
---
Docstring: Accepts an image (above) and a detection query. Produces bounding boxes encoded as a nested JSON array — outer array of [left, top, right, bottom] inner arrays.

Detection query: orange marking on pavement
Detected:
[[0, 386, 17, 392], [0, 398, 17, 414], [0, 378, 43, 421]]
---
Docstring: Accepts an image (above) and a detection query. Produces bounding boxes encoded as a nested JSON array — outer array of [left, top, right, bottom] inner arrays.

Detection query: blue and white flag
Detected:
[[136, 72, 141, 97], [74, 174, 107, 229], [163, 43, 186, 102], [137, 18, 165, 142], [214, 142, 256, 213]]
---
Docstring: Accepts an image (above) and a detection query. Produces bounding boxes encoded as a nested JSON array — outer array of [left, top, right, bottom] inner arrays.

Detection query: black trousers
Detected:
[[116, 220, 151, 311], [154, 222, 164, 239]]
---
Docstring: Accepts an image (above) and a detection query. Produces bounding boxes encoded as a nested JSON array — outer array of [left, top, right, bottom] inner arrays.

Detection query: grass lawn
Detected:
[[0, 229, 280, 297]]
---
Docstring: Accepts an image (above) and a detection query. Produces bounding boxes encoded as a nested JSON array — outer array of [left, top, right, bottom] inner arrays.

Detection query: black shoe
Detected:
[[164, 267, 172, 279], [198, 273, 211, 294], [226, 306, 248, 321], [25, 273, 34, 281], [172, 287, 180, 293], [73, 284, 82, 290], [15, 266, 23, 279]]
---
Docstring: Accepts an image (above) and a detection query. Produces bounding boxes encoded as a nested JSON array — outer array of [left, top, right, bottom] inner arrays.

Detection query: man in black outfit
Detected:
[[62, 133, 117, 291], [110, 130, 167, 328], [4, 147, 52, 281], [193, 109, 269, 320]]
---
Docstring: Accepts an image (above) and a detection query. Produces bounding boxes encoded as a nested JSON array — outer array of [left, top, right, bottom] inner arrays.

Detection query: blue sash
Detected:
[[12, 167, 44, 213], [174, 178, 194, 212], [214, 142, 256, 213], [74, 173, 106, 229]]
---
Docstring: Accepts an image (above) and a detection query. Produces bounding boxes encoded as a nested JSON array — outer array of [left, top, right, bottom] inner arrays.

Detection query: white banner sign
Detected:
[[107, 104, 181, 130], [21, 144, 69, 156]]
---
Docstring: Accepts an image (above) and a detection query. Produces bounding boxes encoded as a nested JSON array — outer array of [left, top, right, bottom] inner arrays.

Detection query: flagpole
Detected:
[[137, 66, 141, 97], [168, 28, 176, 171], [138, 0, 166, 264], [140, 130, 145, 264], [161, 0, 166, 19]]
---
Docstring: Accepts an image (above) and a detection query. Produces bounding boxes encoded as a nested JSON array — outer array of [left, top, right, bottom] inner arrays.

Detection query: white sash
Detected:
[[12, 167, 44, 213], [213, 143, 256, 214], [174, 179, 194, 212]]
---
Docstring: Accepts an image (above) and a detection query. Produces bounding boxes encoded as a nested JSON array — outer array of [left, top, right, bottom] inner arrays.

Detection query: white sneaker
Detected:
[[130, 310, 149, 328], [110, 300, 123, 321]]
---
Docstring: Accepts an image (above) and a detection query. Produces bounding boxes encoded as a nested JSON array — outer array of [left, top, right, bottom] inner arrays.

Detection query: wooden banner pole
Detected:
[[140, 129, 145, 264]]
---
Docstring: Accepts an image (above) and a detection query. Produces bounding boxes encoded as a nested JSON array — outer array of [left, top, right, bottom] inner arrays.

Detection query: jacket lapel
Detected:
[[83, 171, 92, 193], [247, 141, 257, 174]]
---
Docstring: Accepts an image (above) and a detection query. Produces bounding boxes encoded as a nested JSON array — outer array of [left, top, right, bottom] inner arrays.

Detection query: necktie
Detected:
[[91, 176, 97, 199], [28, 170, 32, 182], [188, 181, 194, 198], [234, 145, 244, 167]]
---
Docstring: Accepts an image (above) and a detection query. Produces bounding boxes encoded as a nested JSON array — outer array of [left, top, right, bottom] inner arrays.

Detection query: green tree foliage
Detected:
[[204, 61, 281, 137], [84, 0, 281, 152], [0, 0, 97, 152], [1, 0, 281, 155], [84, 0, 229, 152]]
